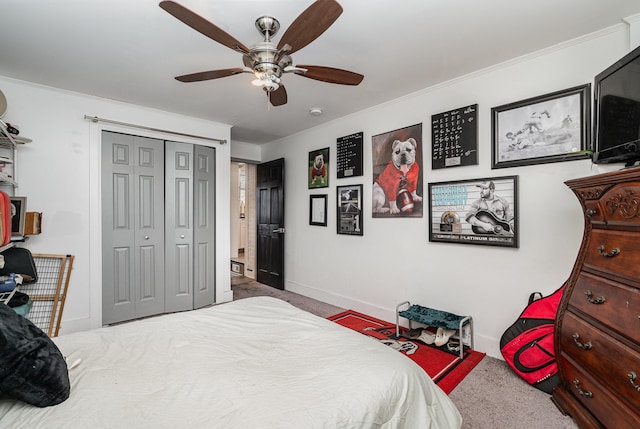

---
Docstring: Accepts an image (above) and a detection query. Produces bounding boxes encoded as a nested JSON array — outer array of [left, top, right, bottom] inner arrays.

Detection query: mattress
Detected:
[[0, 296, 462, 428]]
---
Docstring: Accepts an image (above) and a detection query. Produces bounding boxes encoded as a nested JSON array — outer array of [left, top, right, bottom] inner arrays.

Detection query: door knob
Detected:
[[144, 235, 150, 240]]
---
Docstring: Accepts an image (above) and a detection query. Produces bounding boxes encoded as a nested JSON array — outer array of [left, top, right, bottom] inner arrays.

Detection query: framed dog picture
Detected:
[[371, 123, 423, 218], [428, 175, 519, 248], [308, 147, 329, 189], [337, 184, 363, 236]]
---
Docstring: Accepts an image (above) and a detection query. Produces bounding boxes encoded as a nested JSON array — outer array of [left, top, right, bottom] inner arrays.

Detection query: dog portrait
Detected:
[[308, 147, 329, 189], [372, 124, 423, 217]]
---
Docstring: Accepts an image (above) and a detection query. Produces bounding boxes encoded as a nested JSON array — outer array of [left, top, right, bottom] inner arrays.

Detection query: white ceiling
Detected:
[[1, 0, 640, 144]]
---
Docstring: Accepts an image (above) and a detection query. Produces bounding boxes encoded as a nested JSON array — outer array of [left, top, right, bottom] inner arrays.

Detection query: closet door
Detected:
[[164, 142, 216, 311], [102, 132, 165, 325], [193, 144, 216, 309], [165, 141, 194, 312]]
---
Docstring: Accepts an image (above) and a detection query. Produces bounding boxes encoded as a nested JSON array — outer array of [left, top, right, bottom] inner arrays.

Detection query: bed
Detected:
[[0, 296, 462, 428]]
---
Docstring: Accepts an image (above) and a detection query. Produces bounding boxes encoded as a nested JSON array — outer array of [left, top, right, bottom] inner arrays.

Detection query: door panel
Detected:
[[165, 141, 194, 312], [256, 158, 285, 289], [133, 137, 165, 319], [193, 145, 216, 308], [102, 131, 165, 324]]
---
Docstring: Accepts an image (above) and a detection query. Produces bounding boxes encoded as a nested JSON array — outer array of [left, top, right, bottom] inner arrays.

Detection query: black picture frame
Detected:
[[309, 194, 328, 226], [431, 104, 478, 169], [10, 196, 26, 238], [336, 132, 364, 178], [491, 84, 591, 169], [337, 184, 363, 236], [428, 175, 518, 248], [308, 147, 330, 188]]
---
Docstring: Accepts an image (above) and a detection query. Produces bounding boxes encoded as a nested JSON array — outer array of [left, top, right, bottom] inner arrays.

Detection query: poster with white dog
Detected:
[[372, 123, 423, 217], [308, 147, 329, 189]]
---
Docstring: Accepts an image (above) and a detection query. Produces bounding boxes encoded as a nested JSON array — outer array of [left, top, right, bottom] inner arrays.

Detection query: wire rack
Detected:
[[18, 254, 74, 337]]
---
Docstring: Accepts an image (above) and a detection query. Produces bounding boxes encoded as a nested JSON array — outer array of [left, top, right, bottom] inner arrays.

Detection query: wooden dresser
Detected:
[[553, 168, 640, 429]]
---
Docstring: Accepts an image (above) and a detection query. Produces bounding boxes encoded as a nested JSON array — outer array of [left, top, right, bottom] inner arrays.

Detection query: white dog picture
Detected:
[[372, 124, 424, 217], [308, 147, 329, 189]]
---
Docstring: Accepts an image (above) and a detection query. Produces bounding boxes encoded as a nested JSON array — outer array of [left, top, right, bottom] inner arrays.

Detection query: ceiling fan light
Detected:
[[251, 78, 264, 86]]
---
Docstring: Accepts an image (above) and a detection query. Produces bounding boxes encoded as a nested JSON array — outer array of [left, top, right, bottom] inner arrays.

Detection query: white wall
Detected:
[[0, 77, 232, 334], [230, 140, 262, 163], [261, 25, 635, 358]]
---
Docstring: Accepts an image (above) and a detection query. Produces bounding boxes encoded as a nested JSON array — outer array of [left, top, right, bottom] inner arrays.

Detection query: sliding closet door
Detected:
[[192, 144, 216, 308], [102, 131, 165, 325]]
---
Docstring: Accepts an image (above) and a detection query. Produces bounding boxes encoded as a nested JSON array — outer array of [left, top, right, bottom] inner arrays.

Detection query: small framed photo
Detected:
[[308, 147, 330, 188], [337, 184, 363, 236], [428, 176, 518, 248], [491, 84, 591, 169], [309, 194, 328, 226], [10, 196, 26, 238]]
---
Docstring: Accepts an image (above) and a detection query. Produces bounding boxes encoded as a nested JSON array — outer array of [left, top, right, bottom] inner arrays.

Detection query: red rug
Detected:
[[328, 309, 485, 394]]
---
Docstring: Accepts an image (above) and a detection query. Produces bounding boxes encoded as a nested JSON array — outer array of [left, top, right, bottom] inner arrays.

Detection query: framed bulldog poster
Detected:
[[308, 147, 329, 189], [428, 175, 519, 248], [371, 123, 423, 218]]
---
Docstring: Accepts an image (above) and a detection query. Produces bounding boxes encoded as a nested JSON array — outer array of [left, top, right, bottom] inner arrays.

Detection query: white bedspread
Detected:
[[0, 296, 461, 428]]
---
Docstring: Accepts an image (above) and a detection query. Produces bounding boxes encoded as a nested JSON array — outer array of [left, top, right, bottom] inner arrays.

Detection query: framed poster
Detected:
[[431, 104, 478, 169], [336, 132, 364, 178], [308, 147, 329, 188], [372, 123, 423, 217], [309, 194, 327, 226], [337, 184, 363, 236], [492, 84, 591, 168], [428, 176, 518, 248]]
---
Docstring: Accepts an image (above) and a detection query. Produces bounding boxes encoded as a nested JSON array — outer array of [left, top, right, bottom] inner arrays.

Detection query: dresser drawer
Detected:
[[560, 311, 640, 411], [569, 272, 640, 342], [558, 353, 640, 429], [570, 271, 640, 344], [584, 229, 640, 283]]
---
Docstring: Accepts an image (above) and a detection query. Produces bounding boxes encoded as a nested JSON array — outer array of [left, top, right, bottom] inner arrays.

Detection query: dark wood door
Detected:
[[256, 158, 285, 289]]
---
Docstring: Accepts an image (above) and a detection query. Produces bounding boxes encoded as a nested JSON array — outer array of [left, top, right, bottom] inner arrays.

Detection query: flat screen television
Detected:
[[593, 44, 640, 165]]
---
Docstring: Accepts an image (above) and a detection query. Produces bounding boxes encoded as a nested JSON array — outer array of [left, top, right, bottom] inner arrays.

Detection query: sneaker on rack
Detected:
[[417, 330, 436, 345], [434, 328, 456, 347]]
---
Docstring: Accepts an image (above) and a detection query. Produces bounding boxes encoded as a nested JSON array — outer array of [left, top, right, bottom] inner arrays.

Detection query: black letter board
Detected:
[[431, 104, 478, 169], [336, 132, 363, 178]]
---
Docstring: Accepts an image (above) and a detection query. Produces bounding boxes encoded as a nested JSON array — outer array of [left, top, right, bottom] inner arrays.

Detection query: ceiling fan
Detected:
[[159, 0, 364, 107]]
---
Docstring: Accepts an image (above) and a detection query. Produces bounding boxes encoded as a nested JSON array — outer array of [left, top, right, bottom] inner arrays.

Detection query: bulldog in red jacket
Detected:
[[372, 138, 422, 214]]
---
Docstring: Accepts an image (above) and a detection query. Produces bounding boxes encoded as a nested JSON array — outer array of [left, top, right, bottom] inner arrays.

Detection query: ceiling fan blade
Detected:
[[294, 65, 364, 85], [269, 86, 288, 106], [277, 0, 343, 55], [159, 1, 249, 53], [176, 68, 245, 83]]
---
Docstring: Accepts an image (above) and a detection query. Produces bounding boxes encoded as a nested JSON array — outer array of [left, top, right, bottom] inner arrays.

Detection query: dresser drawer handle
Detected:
[[597, 245, 620, 258], [572, 333, 592, 350], [585, 209, 597, 217], [584, 290, 606, 305], [573, 379, 593, 398], [629, 371, 640, 393]]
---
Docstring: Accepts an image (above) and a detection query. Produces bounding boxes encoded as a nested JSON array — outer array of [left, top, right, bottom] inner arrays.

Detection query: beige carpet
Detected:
[[231, 276, 579, 429]]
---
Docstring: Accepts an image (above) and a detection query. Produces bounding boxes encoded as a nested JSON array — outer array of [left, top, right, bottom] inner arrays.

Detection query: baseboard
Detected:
[[286, 279, 503, 360]]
